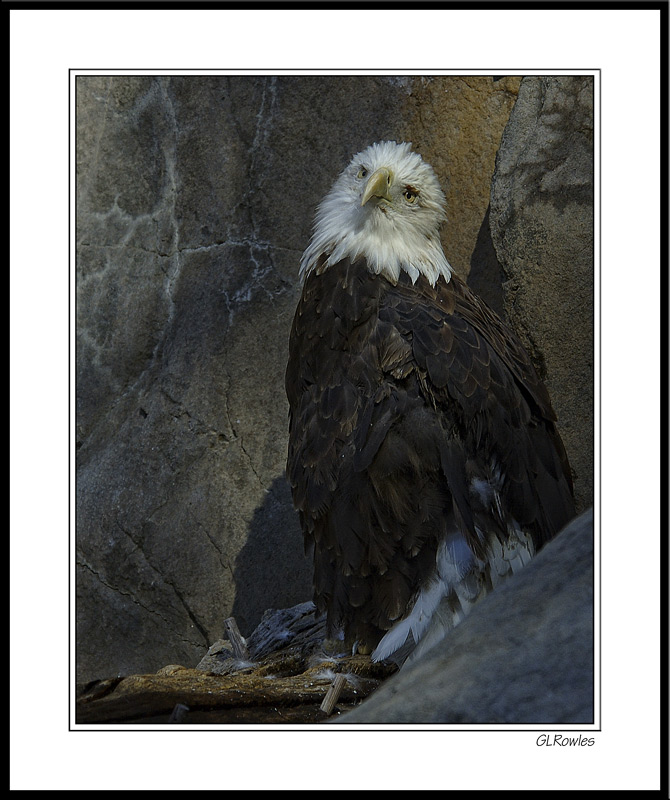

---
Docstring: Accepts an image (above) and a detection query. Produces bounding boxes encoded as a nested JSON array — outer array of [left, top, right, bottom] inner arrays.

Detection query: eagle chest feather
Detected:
[[286, 257, 574, 655]]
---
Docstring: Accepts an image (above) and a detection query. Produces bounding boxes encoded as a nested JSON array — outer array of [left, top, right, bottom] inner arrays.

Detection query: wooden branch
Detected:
[[320, 673, 347, 715]]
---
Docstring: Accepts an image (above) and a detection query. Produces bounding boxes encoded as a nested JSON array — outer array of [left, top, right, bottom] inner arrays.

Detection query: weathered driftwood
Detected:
[[76, 602, 397, 724], [223, 617, 249, 660]]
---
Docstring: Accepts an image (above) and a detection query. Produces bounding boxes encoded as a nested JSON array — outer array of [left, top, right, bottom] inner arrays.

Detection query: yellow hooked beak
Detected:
[[361, 167, 393, 206]]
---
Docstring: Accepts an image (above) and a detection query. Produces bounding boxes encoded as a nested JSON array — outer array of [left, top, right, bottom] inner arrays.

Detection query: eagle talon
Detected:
[[353, 640, 372, 656], [321, 637, 347, 658]]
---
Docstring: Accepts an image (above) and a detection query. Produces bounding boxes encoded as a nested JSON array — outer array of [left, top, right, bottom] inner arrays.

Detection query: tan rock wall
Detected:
[[397, 75, 522, 279]]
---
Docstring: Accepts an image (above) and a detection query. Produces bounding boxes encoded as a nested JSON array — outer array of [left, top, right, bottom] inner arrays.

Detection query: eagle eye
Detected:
[[357, 167, 368, 179], [403, 188, 418, 203]]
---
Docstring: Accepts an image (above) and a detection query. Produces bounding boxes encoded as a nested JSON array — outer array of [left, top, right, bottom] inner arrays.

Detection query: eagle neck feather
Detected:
[[300, 203, 452, 287]]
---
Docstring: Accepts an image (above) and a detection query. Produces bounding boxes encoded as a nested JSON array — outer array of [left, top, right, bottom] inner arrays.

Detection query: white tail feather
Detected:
[[372, 525, 535, 664]]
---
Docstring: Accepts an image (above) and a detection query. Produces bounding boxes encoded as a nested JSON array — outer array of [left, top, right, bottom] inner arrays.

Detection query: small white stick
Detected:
[[320, 673, 347, 715]]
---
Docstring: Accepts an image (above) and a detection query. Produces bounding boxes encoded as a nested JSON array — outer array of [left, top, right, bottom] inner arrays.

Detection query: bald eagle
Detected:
[[286, 141, 575, 664]]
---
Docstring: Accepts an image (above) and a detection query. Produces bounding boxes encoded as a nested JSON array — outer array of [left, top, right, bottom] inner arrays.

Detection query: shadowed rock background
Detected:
[[76, 75, 593, 684]]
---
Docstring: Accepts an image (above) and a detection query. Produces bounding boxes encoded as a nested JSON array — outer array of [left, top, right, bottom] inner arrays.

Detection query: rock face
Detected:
[[490, 76, 594, 512], [335, 509, 594, 725], [76, 75, 593, 683]]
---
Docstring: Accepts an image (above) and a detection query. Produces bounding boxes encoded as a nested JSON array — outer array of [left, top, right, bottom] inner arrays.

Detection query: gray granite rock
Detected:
[[490, 76, 594, 513]]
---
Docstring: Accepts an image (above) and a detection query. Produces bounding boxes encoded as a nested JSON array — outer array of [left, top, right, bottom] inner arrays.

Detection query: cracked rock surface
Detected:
[[76, 75, 593, 683], [76, 76, 314, 681]]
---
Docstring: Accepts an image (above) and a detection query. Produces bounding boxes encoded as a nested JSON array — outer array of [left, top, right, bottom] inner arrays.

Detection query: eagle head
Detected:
[[300, 141, 452, 287]]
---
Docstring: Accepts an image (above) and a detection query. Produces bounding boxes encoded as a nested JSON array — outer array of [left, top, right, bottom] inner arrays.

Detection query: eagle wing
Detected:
[[286, 258, 574, 652]]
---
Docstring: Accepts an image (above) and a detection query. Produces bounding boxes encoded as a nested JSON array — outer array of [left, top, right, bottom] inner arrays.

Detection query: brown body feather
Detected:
[[286, 256, 575, 652]]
